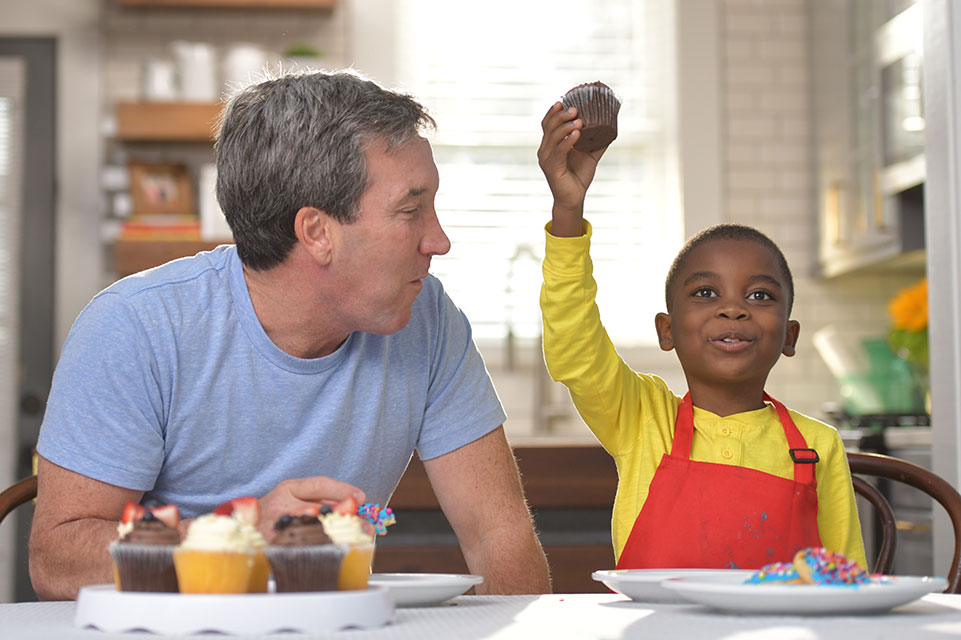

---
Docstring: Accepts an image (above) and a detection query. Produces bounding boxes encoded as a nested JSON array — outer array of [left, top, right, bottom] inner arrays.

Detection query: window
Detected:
[[395, 0, 682, 346]]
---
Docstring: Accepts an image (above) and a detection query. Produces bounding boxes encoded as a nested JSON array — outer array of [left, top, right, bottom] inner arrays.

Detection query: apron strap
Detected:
[[670, 392, 816, 486], [762, 392, 816, 485], [670, 393, 695, 457]]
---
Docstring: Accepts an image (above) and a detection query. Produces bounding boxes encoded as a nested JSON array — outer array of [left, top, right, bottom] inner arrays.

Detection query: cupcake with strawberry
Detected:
[[173, 496, 265, 594], [321, 496, 395, 590], [108, 501, 182, 592], [212, 497, 270, 593]]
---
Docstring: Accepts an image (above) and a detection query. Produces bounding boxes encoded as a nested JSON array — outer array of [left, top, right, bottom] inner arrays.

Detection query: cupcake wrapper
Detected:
[[561, 82, 622, 151], [173, 549, 256, 594], [265, 544, 347, 592], [108, 542, 179, 593]]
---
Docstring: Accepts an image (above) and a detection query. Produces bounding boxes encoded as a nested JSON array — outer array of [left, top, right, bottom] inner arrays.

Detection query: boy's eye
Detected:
[[693, 287, 717, 298], [748, 291, 774, 301]]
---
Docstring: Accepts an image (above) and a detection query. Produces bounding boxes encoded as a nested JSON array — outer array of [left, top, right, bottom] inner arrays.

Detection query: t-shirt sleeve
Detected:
[[36, 292, 166, 490], [414, 281, 506, 461]]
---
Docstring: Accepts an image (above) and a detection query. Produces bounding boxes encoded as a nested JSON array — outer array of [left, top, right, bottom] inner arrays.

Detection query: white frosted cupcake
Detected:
[[173, 513, 257, 594], [321, 510, 375, 590]]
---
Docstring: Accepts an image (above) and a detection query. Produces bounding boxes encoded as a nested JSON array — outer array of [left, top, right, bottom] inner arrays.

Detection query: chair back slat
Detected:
[[848, 451, 961, 593], [0, 475, 37, 524]]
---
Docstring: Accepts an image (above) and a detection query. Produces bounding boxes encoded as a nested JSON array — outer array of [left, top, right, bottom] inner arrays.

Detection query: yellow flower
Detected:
[[888, 278, 928, 332]]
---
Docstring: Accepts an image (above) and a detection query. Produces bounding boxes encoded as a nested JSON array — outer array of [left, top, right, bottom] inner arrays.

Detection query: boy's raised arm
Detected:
[[537, 102, 608, 237]]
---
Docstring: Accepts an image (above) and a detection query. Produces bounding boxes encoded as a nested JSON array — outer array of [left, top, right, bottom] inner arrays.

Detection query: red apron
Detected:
[[615, 392, 822, 570]]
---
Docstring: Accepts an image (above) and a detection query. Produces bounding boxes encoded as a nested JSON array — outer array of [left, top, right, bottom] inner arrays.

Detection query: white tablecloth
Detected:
[[4, 593, 961, 639]]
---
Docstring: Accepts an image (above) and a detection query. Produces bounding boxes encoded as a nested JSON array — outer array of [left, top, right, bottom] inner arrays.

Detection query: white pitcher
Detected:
[[171, 41, 217, 102], [222, 43, 268, 93]]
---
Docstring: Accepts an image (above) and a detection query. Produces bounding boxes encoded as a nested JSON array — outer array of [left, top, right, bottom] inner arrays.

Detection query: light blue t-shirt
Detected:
[[37, 246, 506, 518]]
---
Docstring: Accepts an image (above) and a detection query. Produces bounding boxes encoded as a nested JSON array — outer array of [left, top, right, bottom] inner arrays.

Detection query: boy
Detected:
[[537, 102, 866, 570]]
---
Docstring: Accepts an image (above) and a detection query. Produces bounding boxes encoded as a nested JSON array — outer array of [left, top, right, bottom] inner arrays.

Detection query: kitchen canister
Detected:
[[222, 43, 268, 93], [171, 41, 218, 102]]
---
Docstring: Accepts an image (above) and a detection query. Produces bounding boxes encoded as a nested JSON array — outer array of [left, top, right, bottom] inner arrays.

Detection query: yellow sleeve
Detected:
[[813, 427, 869, 570], [539, 221, 677, 455]]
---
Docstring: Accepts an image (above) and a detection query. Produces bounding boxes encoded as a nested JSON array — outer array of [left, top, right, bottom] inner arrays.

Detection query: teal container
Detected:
[[838, 338, 923, 415]]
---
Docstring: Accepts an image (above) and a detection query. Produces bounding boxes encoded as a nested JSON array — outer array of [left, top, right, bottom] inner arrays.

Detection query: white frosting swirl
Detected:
[[179, 514, 256, 552], [321, 513, 373, 545], [237, 519, 266, 549], [116, 521, 134, 540]]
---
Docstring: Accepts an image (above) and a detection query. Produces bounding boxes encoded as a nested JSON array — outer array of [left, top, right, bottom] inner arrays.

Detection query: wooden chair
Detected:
[[0, 475, 37, 526], [848, 451, 961, 593]]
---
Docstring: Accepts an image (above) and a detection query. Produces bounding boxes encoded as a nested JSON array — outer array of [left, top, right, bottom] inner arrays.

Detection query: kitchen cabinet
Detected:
[[379, 442, 616, 593], [810, 0, 926, 277]]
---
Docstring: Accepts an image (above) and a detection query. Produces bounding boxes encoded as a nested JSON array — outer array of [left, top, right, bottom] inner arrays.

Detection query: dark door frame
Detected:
[[0, 36, 56, 603]]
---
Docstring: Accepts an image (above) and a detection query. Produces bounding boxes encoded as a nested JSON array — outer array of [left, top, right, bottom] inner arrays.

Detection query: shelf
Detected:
[[115, 0, 337, 7], [115, 102, 223, 142], [114, 238, 228, 277]]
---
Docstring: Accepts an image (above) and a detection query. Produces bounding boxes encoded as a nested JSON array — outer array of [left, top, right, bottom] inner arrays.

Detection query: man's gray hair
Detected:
[[215, 69, 436, 270]]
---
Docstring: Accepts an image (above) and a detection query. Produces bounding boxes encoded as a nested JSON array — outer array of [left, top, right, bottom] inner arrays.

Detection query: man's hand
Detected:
[[424, 427, 551, 594], [257, 476, 365, 539], [537, 102, 608, 238]]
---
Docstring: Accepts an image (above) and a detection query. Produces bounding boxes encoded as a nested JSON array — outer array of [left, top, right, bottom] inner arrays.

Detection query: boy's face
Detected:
[[654, 238, 799, 395]]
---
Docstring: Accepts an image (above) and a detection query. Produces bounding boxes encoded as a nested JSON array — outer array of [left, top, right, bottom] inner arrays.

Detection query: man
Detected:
[[29, 70, 551, 600]]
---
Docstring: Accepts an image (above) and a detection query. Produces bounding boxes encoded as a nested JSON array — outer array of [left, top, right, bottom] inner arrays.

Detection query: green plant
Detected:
[[283, 43, 323, 58]]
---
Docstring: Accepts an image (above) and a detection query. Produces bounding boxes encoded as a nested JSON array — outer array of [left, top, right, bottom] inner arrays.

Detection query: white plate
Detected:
[[368, 573, 484, 606], [74, 584, 393, 634], [661, 572, 948, 615], [592, 569, 755, 603]]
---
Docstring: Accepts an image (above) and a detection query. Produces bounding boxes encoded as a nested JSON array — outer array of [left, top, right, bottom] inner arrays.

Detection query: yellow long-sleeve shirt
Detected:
[[540, 222, 867, 569]]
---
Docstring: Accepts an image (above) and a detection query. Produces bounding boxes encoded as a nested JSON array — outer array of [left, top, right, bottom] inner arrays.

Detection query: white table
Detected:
[[4, 593, 961, 639]]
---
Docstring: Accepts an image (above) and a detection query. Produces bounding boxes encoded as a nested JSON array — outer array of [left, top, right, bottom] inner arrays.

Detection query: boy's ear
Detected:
[[655, 312, 675, 352], [781, 320, 801, 357], [294, 206, 334, 265]]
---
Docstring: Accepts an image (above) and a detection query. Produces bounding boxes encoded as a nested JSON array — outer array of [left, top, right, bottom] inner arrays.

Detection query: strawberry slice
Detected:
[[121, 502, 146, 524], [332, 496, 359, 516], [149, 504, 180, 529], [213, 496, 261, 525]]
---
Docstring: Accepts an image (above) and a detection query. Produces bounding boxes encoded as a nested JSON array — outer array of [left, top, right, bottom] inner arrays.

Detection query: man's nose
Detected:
[[422, 210, 451, 257]]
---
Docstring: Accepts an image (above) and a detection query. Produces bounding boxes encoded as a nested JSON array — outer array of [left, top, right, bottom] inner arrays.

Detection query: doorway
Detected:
[[0, 37, 55, 603]]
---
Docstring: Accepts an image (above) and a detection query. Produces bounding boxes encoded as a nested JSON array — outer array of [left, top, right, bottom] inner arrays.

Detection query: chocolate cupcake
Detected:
[[561, 81, 621, 152], [108, 503, 181, 593], [264, 514, 346, 592]]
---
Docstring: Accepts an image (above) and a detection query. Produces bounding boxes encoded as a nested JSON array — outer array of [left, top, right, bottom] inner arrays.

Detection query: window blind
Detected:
[[395, 0, 681, 345]]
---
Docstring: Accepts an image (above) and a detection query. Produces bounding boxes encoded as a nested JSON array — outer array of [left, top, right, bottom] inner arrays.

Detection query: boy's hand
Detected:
[[537, 101, 608, 237]]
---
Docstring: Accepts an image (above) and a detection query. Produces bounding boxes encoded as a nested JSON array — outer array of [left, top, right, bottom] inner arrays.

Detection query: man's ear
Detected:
[[782, 320, 800, 357], [654, 312, 675, 352], [294, 206, 333, 265]]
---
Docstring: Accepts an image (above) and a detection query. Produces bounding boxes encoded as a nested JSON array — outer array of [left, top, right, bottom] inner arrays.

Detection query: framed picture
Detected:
[[128, 162, 194, 215]]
